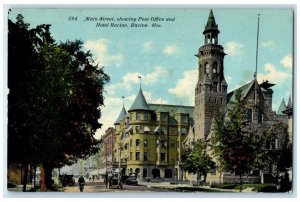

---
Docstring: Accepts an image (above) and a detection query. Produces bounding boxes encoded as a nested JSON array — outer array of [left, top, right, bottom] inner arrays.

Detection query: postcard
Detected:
[[6, 7, 294, 196]]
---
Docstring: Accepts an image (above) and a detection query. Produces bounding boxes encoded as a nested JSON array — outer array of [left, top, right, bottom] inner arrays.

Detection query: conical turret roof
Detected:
[[277, 98, 287, 115], [128, 89, 151, 112], [287, 96, 292, 108], [204, 9, 220, 34], [114, 106, 127, 125]]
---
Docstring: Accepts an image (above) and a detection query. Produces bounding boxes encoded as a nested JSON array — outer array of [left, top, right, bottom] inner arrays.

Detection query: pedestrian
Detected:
[[78, 176, 85, 192]]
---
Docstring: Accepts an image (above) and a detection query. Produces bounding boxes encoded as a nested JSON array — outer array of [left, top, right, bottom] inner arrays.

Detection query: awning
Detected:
[[125, 125, 133, 133], [144, 126, 150, 132]]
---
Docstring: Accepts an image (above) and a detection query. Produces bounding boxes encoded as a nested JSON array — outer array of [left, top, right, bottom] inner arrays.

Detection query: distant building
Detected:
[[102, 127, 116, 173]]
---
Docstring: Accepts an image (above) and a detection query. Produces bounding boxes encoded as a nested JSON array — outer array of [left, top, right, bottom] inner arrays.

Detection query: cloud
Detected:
[[224, 41, 243, 56], [121, 66, 170, 89], [163, 44, 179, 55], [280, 55, 292, 69], [143, 91, 168, 105], [143, 41, 155, 51], [168, 69, 197, 105], [94, 96, 123, 139], [84, 39, 123, 68], [261, 40, 276, 48], [257, 63, 291, 84]]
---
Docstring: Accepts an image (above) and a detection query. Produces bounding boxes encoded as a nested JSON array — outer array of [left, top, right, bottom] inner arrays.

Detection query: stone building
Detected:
[[191, 9, 291, 184], [194, 9, 228, 140]]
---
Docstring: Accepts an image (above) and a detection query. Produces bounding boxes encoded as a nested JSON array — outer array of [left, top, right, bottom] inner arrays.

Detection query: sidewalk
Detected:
[[137, 181, 254, 193]]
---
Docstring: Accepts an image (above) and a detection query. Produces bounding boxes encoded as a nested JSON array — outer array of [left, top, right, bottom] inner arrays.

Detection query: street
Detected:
[[64, 181, 177, 192]]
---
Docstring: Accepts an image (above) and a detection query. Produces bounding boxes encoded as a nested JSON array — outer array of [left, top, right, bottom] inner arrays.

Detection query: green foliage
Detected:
[[182, 139, 215, 183], [8, 14, 110, 171], [211, 89, 260, 178]]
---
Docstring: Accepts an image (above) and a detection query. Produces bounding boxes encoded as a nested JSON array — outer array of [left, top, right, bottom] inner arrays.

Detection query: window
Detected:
[[179, 128, 187, 135], [160, 114, 167, 122], [130, 140, 132, 147], [212, 62, 217, 73], [136, 152, 140, 161], [135, 125, 141, 133], [258, 110, 263, 123], [143, 152, 148, 161], [245, 109, 252, 122], [205, 63, 210, 73], [143, 169, 147, 178], [170, 140, 175, 148], [130, 152, 132, 160], [160, 153, 166, 161], [212, 82, 218, 92], [144, 113, 148, 121], [136, 113, 141, 121], [144, 140, 148, 147], [124, 143, 128, 150], [130, 113, 133, 121], [161, 127, 167, 134], [136, 139, 140, 147], [181, 115, 188, 124], [160, 140, 167, 147]]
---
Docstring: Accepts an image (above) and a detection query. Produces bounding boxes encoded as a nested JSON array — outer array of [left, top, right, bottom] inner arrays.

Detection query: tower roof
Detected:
[[277, 98, 287, 115], [128, 89, 151, 112], [221, 78, 228, 86], [114, 106, 127, 125], [287, 96, 292, 108], [204, 9, 220, 34]]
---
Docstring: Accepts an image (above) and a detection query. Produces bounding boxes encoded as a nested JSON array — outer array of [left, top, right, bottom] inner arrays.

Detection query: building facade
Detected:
[[191, 9, 290, 184], [113, 88, 193, 180]]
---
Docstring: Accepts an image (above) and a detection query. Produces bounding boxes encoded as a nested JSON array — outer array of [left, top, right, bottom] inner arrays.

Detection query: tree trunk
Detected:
[[22, 163, 29, 192], [40, 162, 53, 191], [239, 173, 242, 192]]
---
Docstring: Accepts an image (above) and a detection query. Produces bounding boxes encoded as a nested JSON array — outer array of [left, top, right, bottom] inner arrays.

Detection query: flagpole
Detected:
[[254, 14, 260, 106]]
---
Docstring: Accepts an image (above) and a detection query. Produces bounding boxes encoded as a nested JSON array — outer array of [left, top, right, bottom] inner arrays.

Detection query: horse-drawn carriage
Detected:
[[106, 172, 122, 189]]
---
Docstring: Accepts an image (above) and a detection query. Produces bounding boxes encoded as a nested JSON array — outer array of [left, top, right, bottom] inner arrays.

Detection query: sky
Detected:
[[8, 8, 294, 139]]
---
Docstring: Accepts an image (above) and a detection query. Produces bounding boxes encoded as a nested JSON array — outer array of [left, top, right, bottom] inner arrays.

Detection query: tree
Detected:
[[210, 89, 260, 187], [261, 122, 292, 191], [182, 139, 215, 186], [8, 14, 110, 191]]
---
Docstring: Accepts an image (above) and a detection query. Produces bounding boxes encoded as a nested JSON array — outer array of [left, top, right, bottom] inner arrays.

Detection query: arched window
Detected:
[[205, 63, 210, 73], [258, 110, 263, 123], [212, 37, 215, 44], [165, 169, 172, 178], [246, 108, 252, 122], [212, 62, 217, 73], [152, 168, 160, 178], [143, 169, 148, 178]]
